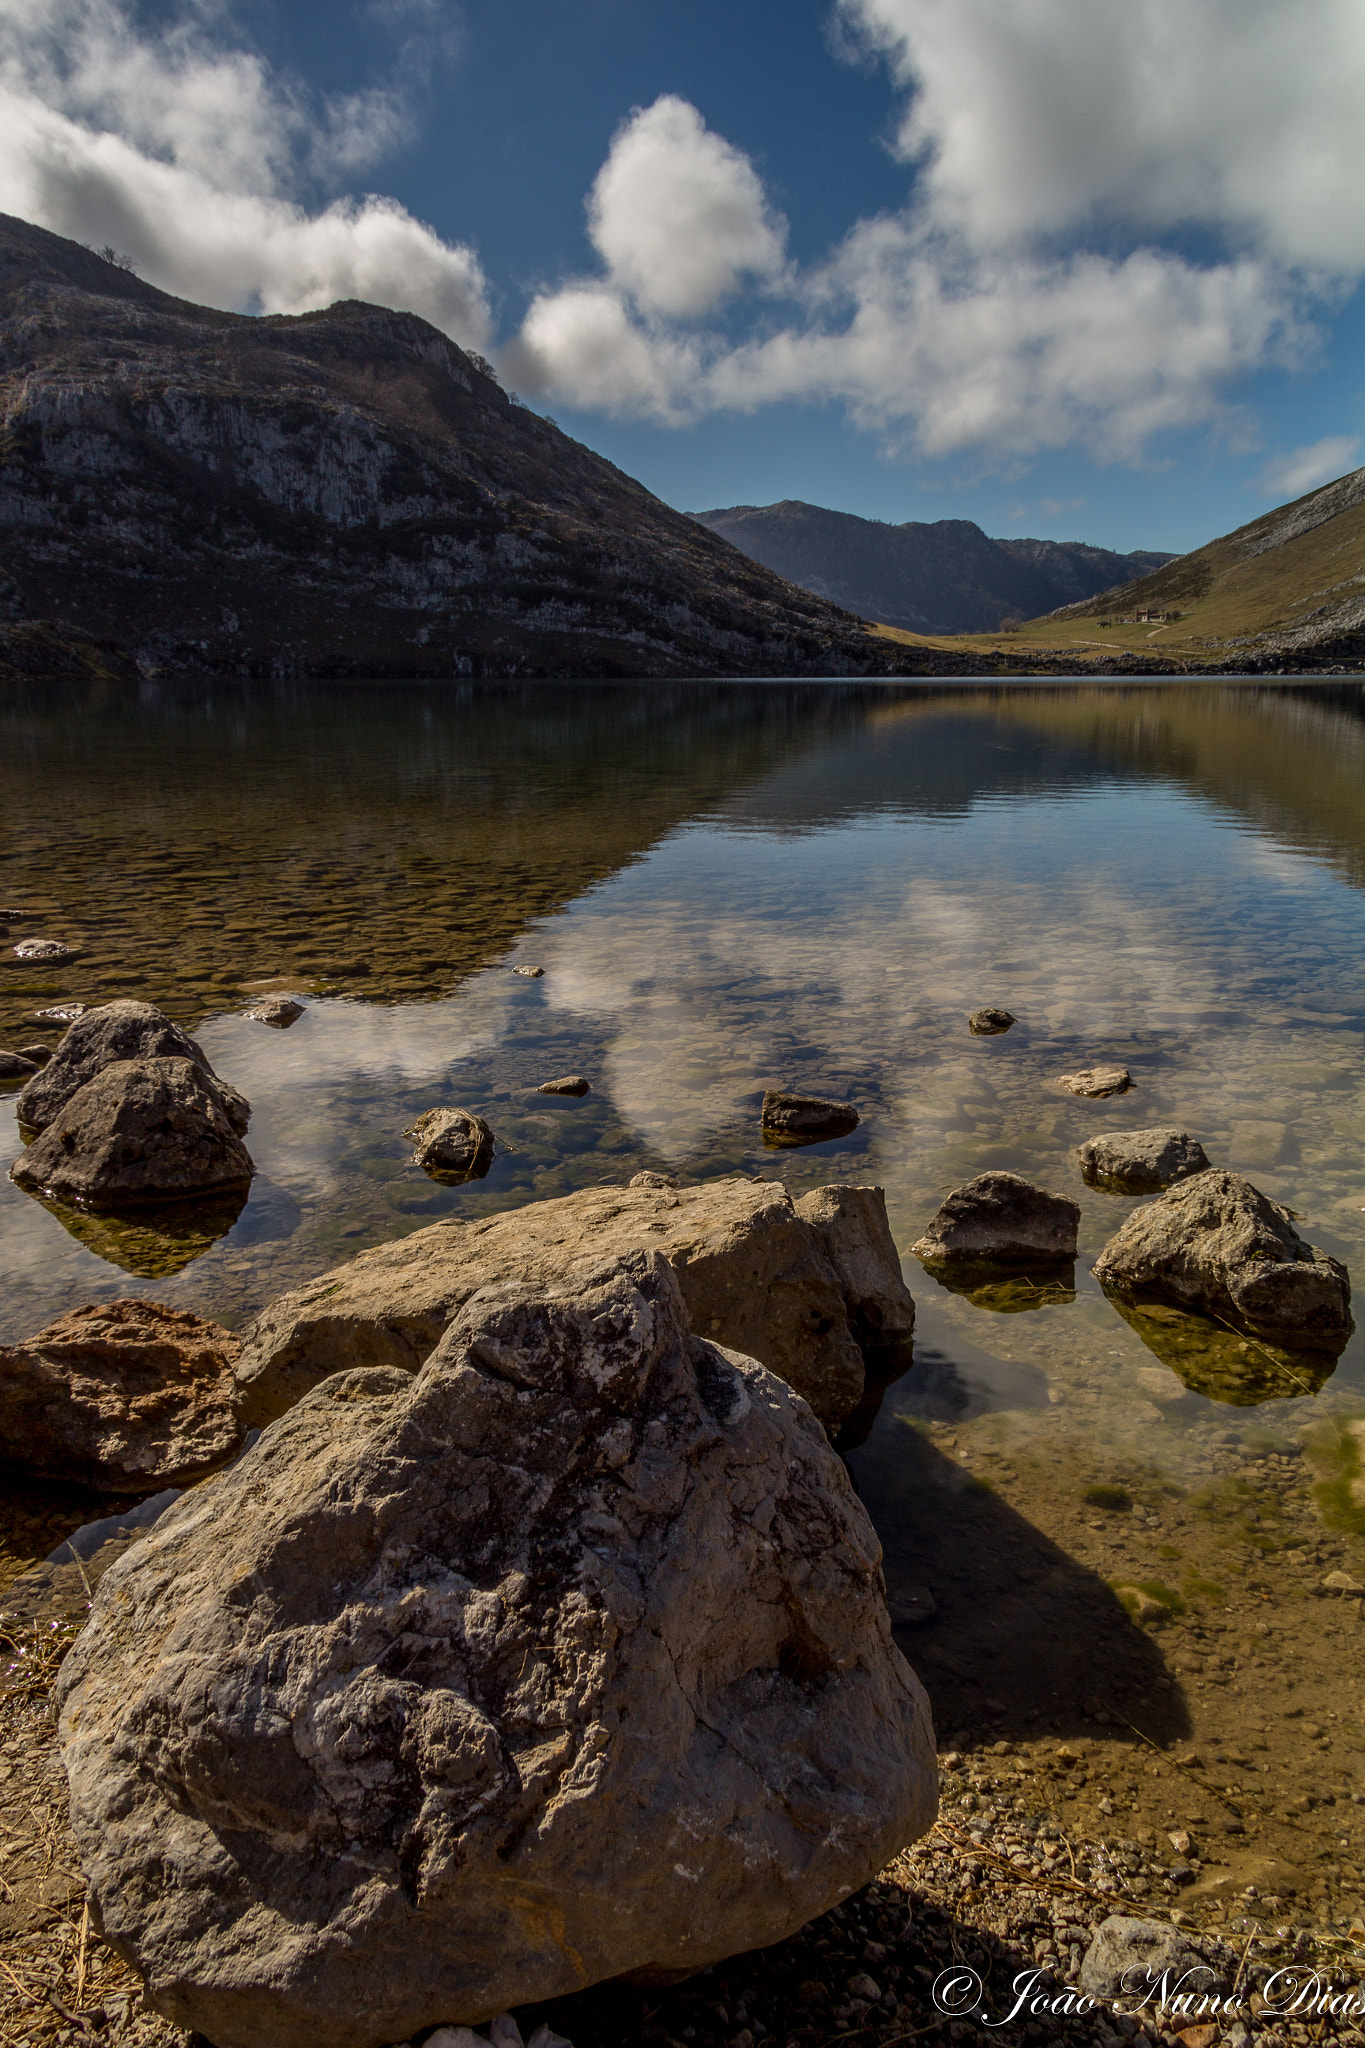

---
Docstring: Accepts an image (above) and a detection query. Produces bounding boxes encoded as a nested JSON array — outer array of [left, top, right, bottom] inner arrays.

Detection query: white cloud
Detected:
[[503, 284, 701, 423], [1257, 436, 1362, 500], [586, 94, 787, 319], [0, 0, 490, 345]]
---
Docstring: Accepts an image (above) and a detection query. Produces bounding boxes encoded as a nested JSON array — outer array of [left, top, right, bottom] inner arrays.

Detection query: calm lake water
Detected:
[[4, 680, 1365, 1879]]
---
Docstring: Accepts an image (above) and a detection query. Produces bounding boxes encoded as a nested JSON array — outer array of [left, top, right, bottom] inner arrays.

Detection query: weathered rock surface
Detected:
[[233, 1177, 913, 1434], [13, 937, 74, 962], [0, 1049, 38, 1080], [910, 1172, 1079, 1269], [58, 1252, 937, 2048], [17, 1000, 250, 1135], [1094, 1170, 1353, 1353], [1078, 1128, 1210, 1193], [10, 1057, 256, 1206], [246, 996, 305, 1027], [760, 1091, 860, 1143], [1057, 1065, 1133, 1098], [536, 1076, 590, 1097], [967, 1007, 1015, 1035], [18, 1041, 53, 1065], [0, 1300, 242, 1492], [1078, 1914, 1231, 2003], [404, 1108, 495, 1181]]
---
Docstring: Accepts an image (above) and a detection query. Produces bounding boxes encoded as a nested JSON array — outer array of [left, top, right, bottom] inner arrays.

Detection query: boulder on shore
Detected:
[[760, 1090, 860, 1144], [17, 1000, 250, 1135], [1093, 1168, 1352, 1353], [232, 1177, 914, 1435], [58, 1252, 937, 2048], [9, 1057, 255, 1206], [0, 1300, 242, 1492], [910, 1171, 1080, 1269], [404, 1107, 495, 1181], [1078, 1128, 1210, 1193]]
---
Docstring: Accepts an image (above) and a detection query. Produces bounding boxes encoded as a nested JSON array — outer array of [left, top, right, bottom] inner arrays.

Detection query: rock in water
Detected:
[[405, 1107, 495, 1181], [536, 1076, 590, 1097], [1057, 1065, 1132, 1098], [245, 996, 305, 1028], [58, 1253, 937, 2048], [0, 1049, 39, 1080], [760, 1091, 860, 1144], [0, 1300, 242, 1491], [13, 936, 75, 963], [17, 999, 250, 1135], [18, 1042, 53, 1065], [9, 1057, 255, 1205], [1093, 1168, 1352, 1353], [1078, 1128, 1210, 1193], [967, 1007, 1015, 1035], [232, 1178, 913, 1435], [910, 1172, 1079, 1268]]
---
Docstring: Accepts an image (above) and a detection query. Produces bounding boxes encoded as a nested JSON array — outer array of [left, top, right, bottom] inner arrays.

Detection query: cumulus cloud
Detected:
[[0, 0, 490, 344], [1257, 436, 1362, 499]]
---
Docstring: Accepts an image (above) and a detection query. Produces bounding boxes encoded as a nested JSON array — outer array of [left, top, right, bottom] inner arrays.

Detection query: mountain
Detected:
[[0, 214, 981, 682], [693, 500, 1175, 634]]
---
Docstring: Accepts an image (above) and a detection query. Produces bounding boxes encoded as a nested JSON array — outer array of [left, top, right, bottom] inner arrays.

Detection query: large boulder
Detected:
[[232, 1177, 914, 1435], [1093, 1168, 1352, 1353], [1078, 1128, 1210, 1193], [9, 1057, 256, 1206], [910, 1172, 1079, 1269], [0, 1300, 243, 1492], [57, 1252, 937, 2048], [17, 1000, 250, 1136]]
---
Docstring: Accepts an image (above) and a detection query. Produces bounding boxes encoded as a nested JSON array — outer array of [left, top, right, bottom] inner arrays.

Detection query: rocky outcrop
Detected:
[[1057, 1066, 1132, 1098], [10, 1057, 255, 1205], [910, 1172, 1079, 1269], [58, 1251, 937, 2048], [405, 1108, 495, 1182], [1078, 1128, 1210, 1193], [232, 1177, 913, 1434], [16, 1000, 249, 1135], [1093, 1169, 1353, 1353], [760, 1091, 860, 1144], [0, 1300, 242, 1491]]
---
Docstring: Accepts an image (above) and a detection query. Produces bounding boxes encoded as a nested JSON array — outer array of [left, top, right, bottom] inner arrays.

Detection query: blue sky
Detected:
[[3, 0, 1364, 554]]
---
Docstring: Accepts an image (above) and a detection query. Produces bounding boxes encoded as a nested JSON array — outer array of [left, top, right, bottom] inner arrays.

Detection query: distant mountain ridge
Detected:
[[694, 500, 1176, 635]]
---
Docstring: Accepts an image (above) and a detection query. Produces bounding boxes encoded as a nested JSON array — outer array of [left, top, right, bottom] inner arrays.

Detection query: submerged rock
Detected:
[[18, 1042, 53, 1065], [967, 1007, 1015, 1035], [404, 1107, 495, 1182], [1057, 1065, 1133, 1098], [17, 999, 250, 1136], [1079, 1127, 1210, 1193], [10, 1057, 256, 1206], [910, 1172, 1080, 1270], [760, 1090, 860, 1145], [0, 1299, 243, 1492], [58, 1252, 937, 2048], [245, 996, 305, 1028], [233, 1176, 913, 1435], [537, 1076, 590, 1097], [1093, 1168, 1352, 1354]]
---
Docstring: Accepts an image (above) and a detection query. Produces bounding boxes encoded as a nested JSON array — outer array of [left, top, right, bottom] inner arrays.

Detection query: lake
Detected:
[[3, 677, 1364, 1924]]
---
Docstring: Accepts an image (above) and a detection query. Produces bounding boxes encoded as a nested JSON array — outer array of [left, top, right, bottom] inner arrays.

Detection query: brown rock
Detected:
[[537, 1076, 590, 1096], [233, 1177, 913, 1434], [1057, 1065, 1133, 1098], [58, 1253, 937, 2048], [0, 1299, 243, 1492], [910, 1172, 1079, 1268], [17, 999, 250, 1135], [245, 997, 305, 1028], [1078, 1127, 1210, 1192], [404, 1107, 495, 1181], [968, 1007, 1015, 1035], [794, 1183, 916, 1359], [0, 1049, 38, 1081], [760, 1091, 860, 1144], [9, 1057, 256, 1206], [18, 1042, 53, 1065]]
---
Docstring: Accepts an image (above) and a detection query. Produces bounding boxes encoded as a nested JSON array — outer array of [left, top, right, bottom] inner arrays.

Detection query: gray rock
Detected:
[[1057, 1065, 1133, 1098], [0, 1049, 38, 1080], [537, 1076, 590, 1097], [910, 1172, 1080, 1268], [1078, 1914, 1231, 2005], [404, 1107, 495, 1181], [10, 1056, 256, 1205], [24, 1002, 87, 1025], [1079, 1128, 1210, 1193], [246, 996, 305, 1028], [968, 1008, 1015, 1035], [512, 964, 544, 978], [1094, 1169, 1352, 1353], [761, 1091, 860, 1144], [0, 1299, 242, 1492], [17, 999, 250, 1136], [629, 1171, 678, 1189], [18, 1042, 53, 1065], [58, 1252, 937, 2048], [13, 936, 75, 962], [232, 1177, 912, 1435]]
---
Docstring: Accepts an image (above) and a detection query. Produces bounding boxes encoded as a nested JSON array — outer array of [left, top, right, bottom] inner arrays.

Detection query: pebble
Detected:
[[968, 1007, 1016, 1035]]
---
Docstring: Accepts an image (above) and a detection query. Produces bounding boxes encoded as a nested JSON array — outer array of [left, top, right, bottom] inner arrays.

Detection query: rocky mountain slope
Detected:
[[695, 499, 1174, 634], [0, 214, 975, 680]]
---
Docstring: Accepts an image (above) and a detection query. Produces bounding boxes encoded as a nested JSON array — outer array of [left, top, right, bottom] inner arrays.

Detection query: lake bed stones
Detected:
[[1078, 1128, 1211, 1193], [911, 1171, 1080, 1270], [1057, 1065, 1133, 1098], [404, 1107, 495, 1182], [760, 1090, 860, 1145], [58, 1253, 937, 2048]]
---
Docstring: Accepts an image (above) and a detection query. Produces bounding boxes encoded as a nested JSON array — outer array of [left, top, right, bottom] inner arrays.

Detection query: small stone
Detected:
[[1323, 1570, 1364, 1592], [24, 1002, 87, 1024], [245, 997, 305, 1028], [1078, 1915, 1231, 2003], [847, 1973, 881, 2002], [404, 1107, 494, 1182], [887, 1585, 937, 1628], [1168, 1830, 1192, 1855], [1058, 1065, 1133, 1098], [968, 1007, 1015, 1035], [13, 937, 76, 963], [796, 1983, 828, 2006], [537, 1076, 591, 1097], [512, 964, 544, 978], [17, 1043, 52, 1065], [760, 1090, 859, 1144], [0, 1049, 39, 1080]]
